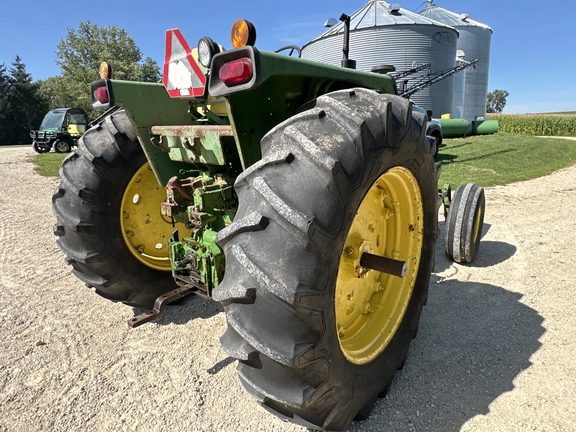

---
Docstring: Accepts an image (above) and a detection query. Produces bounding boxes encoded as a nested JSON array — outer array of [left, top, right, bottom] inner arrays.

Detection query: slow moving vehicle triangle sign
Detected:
[[163, 29, 207, 98]]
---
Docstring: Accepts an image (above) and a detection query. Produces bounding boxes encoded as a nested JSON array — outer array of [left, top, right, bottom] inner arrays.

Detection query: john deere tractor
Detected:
[[31, 107, 89, 153], [52, 18, 485, 431]]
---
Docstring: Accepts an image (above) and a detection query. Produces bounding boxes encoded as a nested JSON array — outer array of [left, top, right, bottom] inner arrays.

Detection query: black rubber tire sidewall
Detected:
[[52, 110, 177, 307], [445, 183, 485, 263]]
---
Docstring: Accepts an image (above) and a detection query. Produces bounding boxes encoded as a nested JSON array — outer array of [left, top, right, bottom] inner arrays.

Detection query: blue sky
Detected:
[[2, 0, 575, 114]]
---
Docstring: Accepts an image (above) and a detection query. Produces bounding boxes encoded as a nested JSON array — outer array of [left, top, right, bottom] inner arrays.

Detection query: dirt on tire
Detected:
[[1, 144, 575, 431], [214, 90, 437, 430]]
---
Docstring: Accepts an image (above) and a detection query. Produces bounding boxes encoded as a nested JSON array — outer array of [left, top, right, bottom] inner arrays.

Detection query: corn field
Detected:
[[493, 113, 576, 136]]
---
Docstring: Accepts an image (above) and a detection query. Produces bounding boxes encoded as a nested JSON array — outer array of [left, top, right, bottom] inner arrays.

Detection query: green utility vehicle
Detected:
[[52, 18, 485, 431], [30, 107, 89, 153]]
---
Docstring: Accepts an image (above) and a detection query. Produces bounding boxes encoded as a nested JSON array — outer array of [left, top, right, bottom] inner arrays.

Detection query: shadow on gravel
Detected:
[[130, 295, 223, 327], [347, 277, 544, 432], [129, 217, 536, 432], [346, 219, 543, 431], [470, 241, 518, 268], [434, 222, 517, 274]]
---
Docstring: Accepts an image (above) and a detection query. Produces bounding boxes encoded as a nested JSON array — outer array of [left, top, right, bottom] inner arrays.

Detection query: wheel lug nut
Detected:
[[362, 302, 373, 314]]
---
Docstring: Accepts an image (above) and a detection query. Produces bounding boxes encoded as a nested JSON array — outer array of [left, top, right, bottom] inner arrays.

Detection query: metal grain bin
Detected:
[[301, 1, 459, 117], [420, 1, 492, 121]]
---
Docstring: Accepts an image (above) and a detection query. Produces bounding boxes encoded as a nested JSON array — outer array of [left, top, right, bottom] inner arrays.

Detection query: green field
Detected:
[[494, 113, 576, 136], [437, 133, 576, 187]]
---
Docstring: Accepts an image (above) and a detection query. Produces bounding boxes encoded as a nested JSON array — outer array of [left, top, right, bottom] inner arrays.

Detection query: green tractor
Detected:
[[52, 18, 485, 431], [31, 107, 89, 153]]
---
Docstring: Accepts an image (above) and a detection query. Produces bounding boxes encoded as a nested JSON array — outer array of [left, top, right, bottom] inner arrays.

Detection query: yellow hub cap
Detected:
[[120, 162, 186, 271], [335, 167, 424, 365]]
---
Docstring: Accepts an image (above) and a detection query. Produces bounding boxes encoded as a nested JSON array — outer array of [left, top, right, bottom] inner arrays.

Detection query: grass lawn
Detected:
[[437, 133, 576, 187], [27, 152, 68, 177]]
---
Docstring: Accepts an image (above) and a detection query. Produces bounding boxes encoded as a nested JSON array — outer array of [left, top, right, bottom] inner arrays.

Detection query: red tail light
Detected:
[[219, 57, 253, 86], [94, 86, 110, 104]]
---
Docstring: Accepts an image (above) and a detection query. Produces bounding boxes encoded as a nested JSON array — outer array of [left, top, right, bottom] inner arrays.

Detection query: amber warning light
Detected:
[[163, 29, 206, 98], [230, 19, 256, 48]]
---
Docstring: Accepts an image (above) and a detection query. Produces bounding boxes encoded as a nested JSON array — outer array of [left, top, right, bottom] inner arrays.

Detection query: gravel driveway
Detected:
[[1, 145, 575, 431]]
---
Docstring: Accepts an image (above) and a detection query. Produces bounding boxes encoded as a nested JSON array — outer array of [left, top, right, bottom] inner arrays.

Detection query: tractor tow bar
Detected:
[[127, 285, 198, 328]]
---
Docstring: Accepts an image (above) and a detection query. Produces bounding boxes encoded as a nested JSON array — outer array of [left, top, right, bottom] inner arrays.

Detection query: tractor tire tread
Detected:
[[215, 88, 437, 431], [52, 110, 176, 307]]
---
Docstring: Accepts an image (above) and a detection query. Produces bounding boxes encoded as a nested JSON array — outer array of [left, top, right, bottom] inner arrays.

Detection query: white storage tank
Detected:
[[420, 0, 492, 121], [301, 1, 459, 117]]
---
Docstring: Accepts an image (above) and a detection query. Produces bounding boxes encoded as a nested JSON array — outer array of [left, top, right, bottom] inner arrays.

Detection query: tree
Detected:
[[38, 75, 74, 110], [0, 57, 48, 144], [0, 63, 10, 100], [486, 89, 509, 114], [51, 21, 161, 117], [0, 63, 11, 144], [10, 56, 49, 132]]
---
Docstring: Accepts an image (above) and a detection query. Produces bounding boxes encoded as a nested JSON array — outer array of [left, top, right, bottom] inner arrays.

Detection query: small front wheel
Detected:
[[54, 140, 72, 153], [32, 142, 50, 153], [444, 183, 485, 263]]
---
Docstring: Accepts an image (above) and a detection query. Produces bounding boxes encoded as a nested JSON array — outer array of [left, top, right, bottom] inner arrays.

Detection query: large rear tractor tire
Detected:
[[52, 110, 183, 308], [444, 183, 485, 263], [213, 89, 439, 431]]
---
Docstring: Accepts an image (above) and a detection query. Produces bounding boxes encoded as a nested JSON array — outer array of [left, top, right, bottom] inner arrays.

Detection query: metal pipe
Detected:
[[339, 14, 356, 69], [360, 252, 407, 278], [340, 14, 350, 60]]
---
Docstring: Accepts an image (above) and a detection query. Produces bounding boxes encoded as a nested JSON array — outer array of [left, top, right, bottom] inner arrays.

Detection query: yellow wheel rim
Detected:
[[120, 162, 187, 271], [472, 202, 484, 244], [335, 167, 424, 365]]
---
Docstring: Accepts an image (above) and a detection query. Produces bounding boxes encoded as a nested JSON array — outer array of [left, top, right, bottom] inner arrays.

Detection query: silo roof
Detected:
[[420, 1, 492, 32], [308, 0, 456, 42]]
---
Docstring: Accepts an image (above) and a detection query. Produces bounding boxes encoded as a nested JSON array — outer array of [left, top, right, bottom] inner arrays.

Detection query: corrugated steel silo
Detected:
[[301, 1, 459, 117], [420, 1, 492, 121]]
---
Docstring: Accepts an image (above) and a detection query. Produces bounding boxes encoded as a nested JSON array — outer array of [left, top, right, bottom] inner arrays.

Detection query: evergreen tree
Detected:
[[0, 63, 12, 144], [5, 56, 49, 143]]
